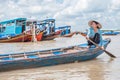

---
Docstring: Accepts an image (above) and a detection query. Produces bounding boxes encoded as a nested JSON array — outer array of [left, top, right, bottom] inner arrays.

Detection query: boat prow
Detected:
[[0, 33, 32, 43]]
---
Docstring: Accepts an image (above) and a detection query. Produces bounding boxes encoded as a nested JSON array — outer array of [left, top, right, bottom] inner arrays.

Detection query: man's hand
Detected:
[[81, 33, 87, 36], [101, 46, 105, 50]]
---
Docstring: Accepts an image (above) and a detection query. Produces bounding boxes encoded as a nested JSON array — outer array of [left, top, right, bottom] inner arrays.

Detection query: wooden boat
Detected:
[[42, 33, 59, 40], [102, 30, 120, 35], [102, 32, 119, 35], [0, 38, 111, 71], [0, 18, 31, 42], [41, 30, 74, 41], [0, 33, 32, 43], [54, 26, 76, 38], [26, 30, 43, 41], [36, 32, 43, 41], [55, 30, 75, 37], [62, 32, 75, 37], [0, 18, 73, 42]]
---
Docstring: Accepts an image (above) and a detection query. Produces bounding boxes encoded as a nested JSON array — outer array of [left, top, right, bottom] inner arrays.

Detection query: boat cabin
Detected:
[[26, 19, 37, 31], [55, 26, 71, 35], [0, 18, 26, 35], [26, 19, 55, 35], [37, 19, 55, 35]]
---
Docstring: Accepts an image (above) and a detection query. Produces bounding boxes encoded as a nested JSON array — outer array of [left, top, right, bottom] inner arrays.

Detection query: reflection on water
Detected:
[[0, 35, 120, 80]]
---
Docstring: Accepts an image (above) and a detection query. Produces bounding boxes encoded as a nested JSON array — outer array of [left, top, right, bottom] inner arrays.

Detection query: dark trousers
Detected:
[[88, 33, 100, 46]]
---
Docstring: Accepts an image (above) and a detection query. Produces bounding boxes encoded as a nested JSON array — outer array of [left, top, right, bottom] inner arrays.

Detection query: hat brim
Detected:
[[88, 20, 102, 29]]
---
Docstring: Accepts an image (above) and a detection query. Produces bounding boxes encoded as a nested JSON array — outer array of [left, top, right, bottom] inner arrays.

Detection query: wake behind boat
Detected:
[[0, 38, 111, 72]]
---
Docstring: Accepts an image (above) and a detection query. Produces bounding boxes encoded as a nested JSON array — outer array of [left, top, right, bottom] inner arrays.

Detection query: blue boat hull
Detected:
[[0, 38, 110, 72], [102, 31, 119, 35]]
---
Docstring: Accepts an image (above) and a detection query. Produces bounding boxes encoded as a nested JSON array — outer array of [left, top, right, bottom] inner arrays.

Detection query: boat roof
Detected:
[[56, 26, 71, 29], [41, 19, 55, 22], [38, 19, 55, 24], [26, 18, 55, 24], [26, 18, 40, 22], [0, 18, 27, 24]]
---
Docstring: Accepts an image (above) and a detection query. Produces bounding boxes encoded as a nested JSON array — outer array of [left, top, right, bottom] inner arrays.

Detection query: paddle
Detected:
[[77, 32, 116, 58], [62, 32, 76, 37], [56, 32, 76, 38]]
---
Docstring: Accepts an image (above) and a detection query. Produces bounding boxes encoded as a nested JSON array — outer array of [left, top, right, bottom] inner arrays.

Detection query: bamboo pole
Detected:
[[30, 24, 37, 42]]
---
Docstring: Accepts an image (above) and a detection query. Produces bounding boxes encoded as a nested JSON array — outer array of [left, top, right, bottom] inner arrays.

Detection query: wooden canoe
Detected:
[[102, 31, 119, 36], [0, 38, 111, 71], [62, 32, 75, 37]]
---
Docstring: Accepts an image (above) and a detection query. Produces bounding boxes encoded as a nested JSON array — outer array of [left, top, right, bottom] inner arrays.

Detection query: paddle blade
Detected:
[[103, 50, 116, 58]]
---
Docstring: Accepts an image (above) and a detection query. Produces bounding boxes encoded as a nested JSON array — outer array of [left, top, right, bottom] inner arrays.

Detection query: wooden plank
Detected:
[[9, 55, 12, 59], [0, 55, 9, 59], [24, 53, 27, 58]]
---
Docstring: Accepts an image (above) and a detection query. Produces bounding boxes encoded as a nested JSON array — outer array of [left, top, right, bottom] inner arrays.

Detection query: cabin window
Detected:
[[3, 24, 7, 27], [11, 21, 14, 26], [6, 23, 11, 26], [33, 21, 37, 24], [0, 25, 6, 33], [6, 21, 14, 26], [16, 20, 26, 26], [26, 22, 32, 26]]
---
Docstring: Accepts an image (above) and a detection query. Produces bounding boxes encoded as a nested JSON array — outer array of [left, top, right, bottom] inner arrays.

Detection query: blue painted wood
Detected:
[[36, 19, 56, 36], [55, 26, 71, 35], [102, 31, 119, 35], [0, 38, 111, 71], [0, 18, 27, 37]]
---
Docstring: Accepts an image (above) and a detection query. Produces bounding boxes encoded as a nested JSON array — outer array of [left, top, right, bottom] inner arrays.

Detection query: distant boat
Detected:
[[0, 18, 27, 35], [0, 18, 43, 42], [0, 18, 72, 42], [33, 19, 58, 41], [31, 20, 72, 40], [42, 33, 59, 40], [102, 30, 119, 35], [0, 38, 111, 71], [55, 26, 71, 36], [0, 18, 33, 42]]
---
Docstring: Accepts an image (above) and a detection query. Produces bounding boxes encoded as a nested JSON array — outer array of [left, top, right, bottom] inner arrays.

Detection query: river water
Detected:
[[0, 34, 120, 80]]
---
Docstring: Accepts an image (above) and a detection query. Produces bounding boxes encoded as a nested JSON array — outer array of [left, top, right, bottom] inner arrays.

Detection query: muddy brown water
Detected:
[[0, 35, 120, 80]]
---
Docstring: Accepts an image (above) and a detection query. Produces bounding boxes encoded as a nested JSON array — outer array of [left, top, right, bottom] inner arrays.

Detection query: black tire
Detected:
[[35, 29, 41, 35]]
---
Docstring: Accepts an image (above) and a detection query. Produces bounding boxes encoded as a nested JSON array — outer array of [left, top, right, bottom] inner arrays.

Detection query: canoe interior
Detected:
[[0, 38, 111, 71]]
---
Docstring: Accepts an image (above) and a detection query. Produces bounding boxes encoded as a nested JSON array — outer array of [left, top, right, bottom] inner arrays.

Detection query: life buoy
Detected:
[[61, 29, 66, 35], [35, 29, 41, 35], [7, 35, 11, 39]]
